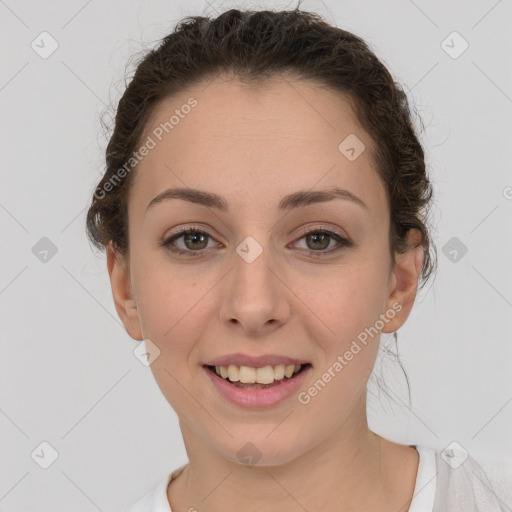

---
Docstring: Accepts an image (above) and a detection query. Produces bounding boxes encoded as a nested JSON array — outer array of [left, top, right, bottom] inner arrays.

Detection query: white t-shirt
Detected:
[[126, 445, 511, 511]]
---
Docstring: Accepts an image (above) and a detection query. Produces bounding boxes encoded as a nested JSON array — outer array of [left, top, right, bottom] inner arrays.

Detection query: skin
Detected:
[[107, 73, 423, 512]]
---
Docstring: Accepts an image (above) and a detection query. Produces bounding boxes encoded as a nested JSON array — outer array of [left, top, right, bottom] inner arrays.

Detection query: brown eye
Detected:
[[293, 229, 352, 256], [161, 228, 217, 257], [305, 232, 331, 251], [181, 231, 209, 250], [161, 226, 352, 258]]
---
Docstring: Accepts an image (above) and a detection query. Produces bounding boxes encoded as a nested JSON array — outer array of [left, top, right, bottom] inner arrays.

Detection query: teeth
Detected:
[[214, 363, 303, 383]]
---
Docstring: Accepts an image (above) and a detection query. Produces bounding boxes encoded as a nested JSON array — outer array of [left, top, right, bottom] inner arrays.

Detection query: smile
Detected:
[[203, 363, 312, 408]]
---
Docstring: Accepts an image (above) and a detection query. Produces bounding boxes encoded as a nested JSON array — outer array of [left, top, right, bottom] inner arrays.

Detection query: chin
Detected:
[[217, 433, 306, 468]]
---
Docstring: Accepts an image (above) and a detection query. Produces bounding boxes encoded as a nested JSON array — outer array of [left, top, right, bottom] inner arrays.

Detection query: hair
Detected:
[[85, 6, 438, 405]]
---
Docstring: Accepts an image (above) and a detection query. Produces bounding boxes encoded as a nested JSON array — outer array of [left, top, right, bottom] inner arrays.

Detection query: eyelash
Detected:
[[160, 224, 353, 258]]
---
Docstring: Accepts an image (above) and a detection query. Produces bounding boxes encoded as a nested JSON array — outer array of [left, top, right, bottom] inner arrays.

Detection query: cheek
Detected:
[[295, 269, 388, 405], [297, 270, 386, 400], [294, 262, 387, 339], [133, 251, 204, 332], [134, 266, 207, 410]]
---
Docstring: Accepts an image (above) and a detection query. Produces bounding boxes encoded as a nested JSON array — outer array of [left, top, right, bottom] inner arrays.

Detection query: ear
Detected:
[[381, 228, 424, 334], [106, 241, 144, 341]]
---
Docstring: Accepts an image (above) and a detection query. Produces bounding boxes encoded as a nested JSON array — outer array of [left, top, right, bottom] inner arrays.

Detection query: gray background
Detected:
[[1, 0, 511, 510]]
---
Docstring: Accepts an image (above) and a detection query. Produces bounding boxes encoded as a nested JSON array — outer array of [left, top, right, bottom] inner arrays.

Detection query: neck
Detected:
[[168, 404, 414, 512]]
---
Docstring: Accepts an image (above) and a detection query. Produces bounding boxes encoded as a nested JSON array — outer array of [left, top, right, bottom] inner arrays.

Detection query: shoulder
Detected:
[[420, 444, 512, 512], [124, 464, 188, 512]]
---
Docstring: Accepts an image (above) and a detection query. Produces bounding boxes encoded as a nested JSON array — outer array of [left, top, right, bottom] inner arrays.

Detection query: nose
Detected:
[[219, 238, 292, 337]]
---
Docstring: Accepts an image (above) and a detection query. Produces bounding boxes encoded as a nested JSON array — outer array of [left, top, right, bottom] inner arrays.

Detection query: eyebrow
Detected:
[[145, 186, 368, 214]]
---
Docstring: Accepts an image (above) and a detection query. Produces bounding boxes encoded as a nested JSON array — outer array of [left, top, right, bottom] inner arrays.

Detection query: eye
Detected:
[[291, 227, 353, 257], [160, 225, 219, 257], [160, 225, 352, 258]]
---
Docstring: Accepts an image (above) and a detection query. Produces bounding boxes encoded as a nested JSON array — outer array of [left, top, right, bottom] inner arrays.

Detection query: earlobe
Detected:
[[381, 229, 424, 334], [106, 241, 143, 341]]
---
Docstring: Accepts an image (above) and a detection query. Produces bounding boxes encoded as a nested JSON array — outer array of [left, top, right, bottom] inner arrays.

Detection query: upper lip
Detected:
[[204, 353, 310, 368]]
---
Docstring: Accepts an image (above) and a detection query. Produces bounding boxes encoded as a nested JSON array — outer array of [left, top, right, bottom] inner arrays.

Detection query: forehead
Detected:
[[143, 74, 365, 147], [130, 75, 387, 219]]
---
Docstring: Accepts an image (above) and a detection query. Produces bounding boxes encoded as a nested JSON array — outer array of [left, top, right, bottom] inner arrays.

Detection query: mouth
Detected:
[[204, 363, 312, 389]]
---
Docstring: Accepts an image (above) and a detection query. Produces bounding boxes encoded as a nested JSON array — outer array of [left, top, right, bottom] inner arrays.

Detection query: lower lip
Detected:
[[203, 365, 312, 408]]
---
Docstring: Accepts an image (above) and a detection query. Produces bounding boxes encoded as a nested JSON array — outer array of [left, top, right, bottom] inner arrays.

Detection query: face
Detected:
[[108, 74, 422, 467]]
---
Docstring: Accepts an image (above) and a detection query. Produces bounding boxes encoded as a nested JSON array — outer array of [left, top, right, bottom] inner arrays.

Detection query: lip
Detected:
[[203, 364, 312, 408], [205, 352, 310, 368]]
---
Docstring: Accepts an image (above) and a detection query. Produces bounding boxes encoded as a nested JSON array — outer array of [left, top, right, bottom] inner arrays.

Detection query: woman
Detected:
[[86, 7, 509, 512]]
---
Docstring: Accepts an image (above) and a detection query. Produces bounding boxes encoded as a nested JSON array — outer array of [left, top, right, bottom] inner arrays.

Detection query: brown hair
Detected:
[[86, 7, 437, 293]]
